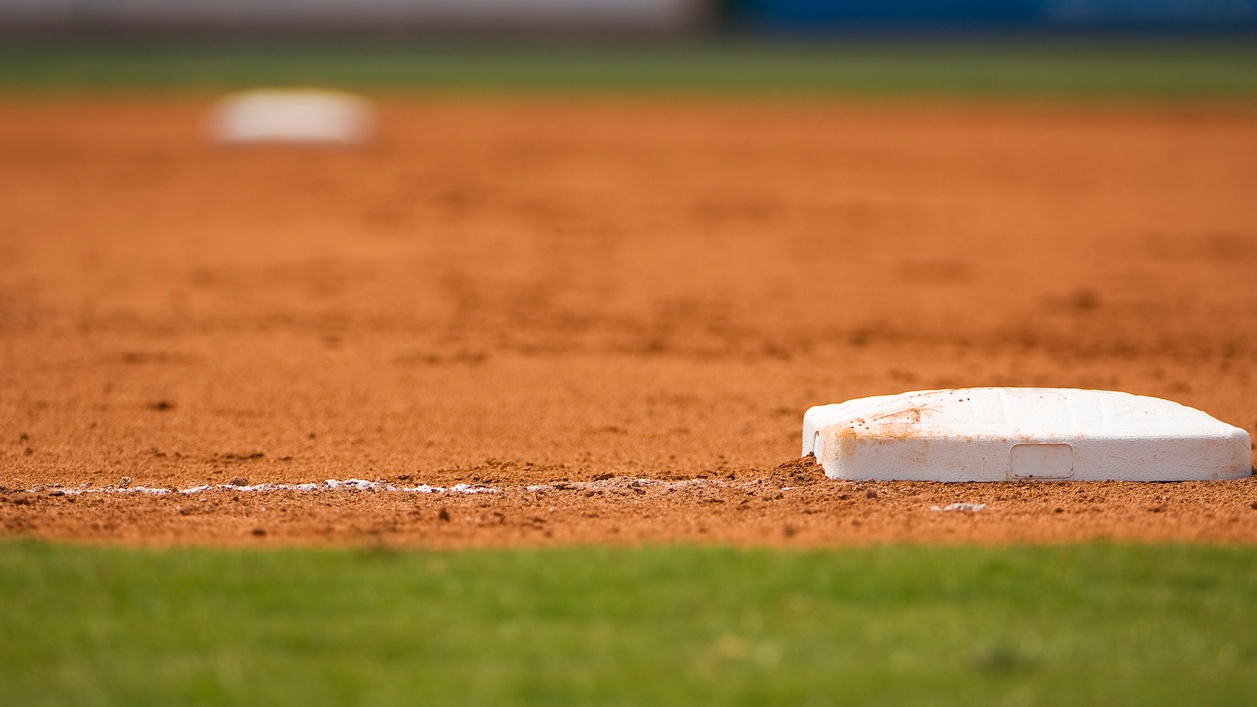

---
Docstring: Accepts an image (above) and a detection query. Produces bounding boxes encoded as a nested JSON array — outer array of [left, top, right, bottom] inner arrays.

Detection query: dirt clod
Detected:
[[772, 455, 826, 484]]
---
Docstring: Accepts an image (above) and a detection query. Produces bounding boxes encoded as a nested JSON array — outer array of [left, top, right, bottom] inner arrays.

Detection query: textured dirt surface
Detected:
[[2, 96, 1256, 546]]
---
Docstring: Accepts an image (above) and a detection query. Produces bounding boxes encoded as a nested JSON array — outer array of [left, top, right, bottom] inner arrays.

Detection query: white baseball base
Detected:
[[804, 388, 1252, 482], [211, 90, 376, 146]]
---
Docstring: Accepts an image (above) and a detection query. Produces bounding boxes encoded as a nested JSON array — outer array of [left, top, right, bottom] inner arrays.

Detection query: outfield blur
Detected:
[[2, 541, 1255, 706], [1, 40, 1256, 97]]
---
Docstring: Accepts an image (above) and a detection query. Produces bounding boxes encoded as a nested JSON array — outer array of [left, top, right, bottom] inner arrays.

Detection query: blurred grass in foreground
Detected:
[[1, 541, 1255, 706], [1, 41, 1256, 98]]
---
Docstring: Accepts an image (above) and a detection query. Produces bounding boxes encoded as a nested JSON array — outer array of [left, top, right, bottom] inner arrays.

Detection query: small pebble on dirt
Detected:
[[438, 507, 451, 522], [229, 477, 249, 487]]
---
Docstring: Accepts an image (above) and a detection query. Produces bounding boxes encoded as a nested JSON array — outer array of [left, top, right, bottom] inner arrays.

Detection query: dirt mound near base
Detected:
[[2, 97, 1256, 546], [769, 455, 827, 485]]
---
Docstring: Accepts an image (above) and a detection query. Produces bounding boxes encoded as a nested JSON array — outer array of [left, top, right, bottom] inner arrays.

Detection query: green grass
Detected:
[[2, 542, 1256, 705], [2, 40, 1257, 98]]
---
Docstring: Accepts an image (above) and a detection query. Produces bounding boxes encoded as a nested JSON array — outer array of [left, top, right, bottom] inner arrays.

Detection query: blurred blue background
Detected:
[[731, 0, 1257, 31]]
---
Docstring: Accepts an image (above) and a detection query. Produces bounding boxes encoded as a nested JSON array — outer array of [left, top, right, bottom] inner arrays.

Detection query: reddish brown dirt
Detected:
[[2, 96, 1257, 546]]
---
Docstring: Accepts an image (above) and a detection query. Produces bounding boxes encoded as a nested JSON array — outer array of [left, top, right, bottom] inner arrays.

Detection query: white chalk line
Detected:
[[27, 476, 764, 498], [25, 477, 988, 513], [931, 503, 986, 512], [40, 479, 499, 497]]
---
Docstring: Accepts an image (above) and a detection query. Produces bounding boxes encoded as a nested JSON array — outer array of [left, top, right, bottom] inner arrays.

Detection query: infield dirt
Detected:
[[2, 97, 1256, 546]]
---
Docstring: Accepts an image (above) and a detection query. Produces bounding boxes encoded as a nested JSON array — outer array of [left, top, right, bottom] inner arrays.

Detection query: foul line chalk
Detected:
[[22, 476, 788, 498], [39, 479, 498, 497]]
